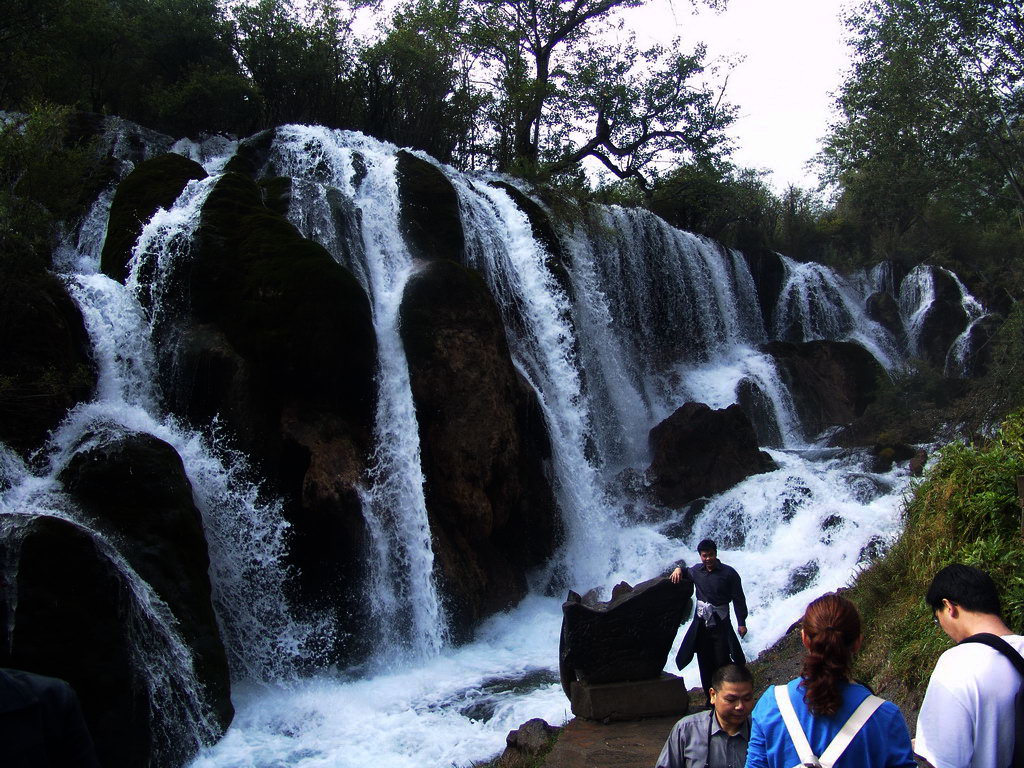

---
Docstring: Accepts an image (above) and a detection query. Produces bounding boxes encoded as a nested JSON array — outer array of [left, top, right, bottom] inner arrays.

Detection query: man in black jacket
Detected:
[[0, 668, 100, 767], [670, 538, 748, 706]]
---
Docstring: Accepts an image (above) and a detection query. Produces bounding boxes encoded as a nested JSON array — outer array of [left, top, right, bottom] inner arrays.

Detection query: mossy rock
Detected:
[[396, 149, 465, 262], [101, 152, 208, 283], [490, 181, 573, 302], [259, 175, 292, 218], [191, 171, 377, 425], [221, 128, 277, 179], [0, 255, 96, 455]]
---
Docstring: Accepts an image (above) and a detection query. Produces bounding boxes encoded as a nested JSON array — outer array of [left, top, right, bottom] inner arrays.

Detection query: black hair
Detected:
[[697, 538, 717, 554], [711, 663, 752, 690], [926, 564, 1002, 617]]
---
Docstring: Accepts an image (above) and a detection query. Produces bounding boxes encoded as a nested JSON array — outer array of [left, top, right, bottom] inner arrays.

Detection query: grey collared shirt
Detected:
[[655, 708, 750, 768]]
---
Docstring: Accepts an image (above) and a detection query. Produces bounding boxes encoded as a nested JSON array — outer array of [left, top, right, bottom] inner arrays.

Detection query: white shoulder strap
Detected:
[[773, 684, 886, 768], [818, 694, 885, 767], [774, 684, 817, 765]]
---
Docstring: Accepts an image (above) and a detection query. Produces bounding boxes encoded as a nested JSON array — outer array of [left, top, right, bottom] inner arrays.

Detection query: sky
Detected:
[[628, 0, 854, 191]]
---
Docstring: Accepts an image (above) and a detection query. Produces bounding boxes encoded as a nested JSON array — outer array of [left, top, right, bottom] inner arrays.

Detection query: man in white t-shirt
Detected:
[[915, 563, 1024, 768]]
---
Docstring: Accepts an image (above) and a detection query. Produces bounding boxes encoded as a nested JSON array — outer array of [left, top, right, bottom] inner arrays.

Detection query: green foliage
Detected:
[[849, 411, 1024, 700], [0, 104, 98, 266]]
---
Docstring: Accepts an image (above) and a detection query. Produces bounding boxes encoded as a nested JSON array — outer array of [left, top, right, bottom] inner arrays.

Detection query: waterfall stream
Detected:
[[0, 123, 991, 767]]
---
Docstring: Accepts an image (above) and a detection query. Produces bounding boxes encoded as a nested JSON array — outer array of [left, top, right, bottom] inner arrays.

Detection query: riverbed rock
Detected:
[[0, 262, 96, 456], [647, 402, 774, 507], [101, 152, 208, 283], [764, 340, 885, 439], [741, 247, 787, 336], [400, 259, 560, 640], [866, 291, 903, 339], [0, 516, 155, 767], [58, 427, 232, 732], [736, 377, 785, 447], [914, 269, 971, 369], [559, 575, 694, 693]]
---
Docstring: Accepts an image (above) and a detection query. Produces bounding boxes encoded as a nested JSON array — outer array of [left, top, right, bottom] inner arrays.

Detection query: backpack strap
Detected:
[[959, 633, 1024, 676], [818, 695, 885, 767], [774, 684, 817, 766], [774, 684, 886, 768]]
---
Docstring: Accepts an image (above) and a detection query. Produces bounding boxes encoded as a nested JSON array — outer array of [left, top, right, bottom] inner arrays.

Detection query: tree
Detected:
[[468, 0, 734, 184], [821, 0, 1024, 233]]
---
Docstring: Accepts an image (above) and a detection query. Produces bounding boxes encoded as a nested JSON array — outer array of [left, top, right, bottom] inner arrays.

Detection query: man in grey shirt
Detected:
[[655, 664, 754, 768]]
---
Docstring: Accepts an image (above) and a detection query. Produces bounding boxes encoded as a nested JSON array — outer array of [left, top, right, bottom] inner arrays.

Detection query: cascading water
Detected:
[[6, 118, 947, 767], [267, 126, 445, 662]]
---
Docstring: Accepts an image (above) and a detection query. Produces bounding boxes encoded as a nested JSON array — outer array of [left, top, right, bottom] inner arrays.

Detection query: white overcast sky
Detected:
[[627, 0, 854, 190]]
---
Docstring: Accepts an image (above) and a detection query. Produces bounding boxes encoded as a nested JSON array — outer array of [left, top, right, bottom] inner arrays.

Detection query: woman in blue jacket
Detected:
[[745, 593, 916, 768]]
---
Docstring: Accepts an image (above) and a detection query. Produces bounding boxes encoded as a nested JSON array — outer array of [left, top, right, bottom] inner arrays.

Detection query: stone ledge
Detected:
[[570, 672, 689, 721]]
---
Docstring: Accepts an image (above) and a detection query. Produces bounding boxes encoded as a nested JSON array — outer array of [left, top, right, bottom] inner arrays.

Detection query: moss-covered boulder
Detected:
[[914, 268, 971, 369], [0, 261, 95, 456], [765, 340, 886, 439], [162, 170, 378, 660], [101, 153, 208, 283], [221, 128, 277, 179], [58, 428, 232, 733], [396, 149, 464, 262], [0, 516, 155, 767], [400, 259, 560, 639], [741, 247, 786, 336]]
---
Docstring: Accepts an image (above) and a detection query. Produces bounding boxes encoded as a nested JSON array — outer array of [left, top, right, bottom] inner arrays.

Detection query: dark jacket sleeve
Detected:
[[730, 568, 747, 625]]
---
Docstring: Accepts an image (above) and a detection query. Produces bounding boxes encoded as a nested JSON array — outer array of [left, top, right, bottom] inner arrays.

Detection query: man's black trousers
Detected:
[[695, 618, 732, 702]]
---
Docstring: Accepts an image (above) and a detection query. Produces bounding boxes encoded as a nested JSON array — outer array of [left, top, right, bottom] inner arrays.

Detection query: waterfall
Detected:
[[267, 126, 446, 662]]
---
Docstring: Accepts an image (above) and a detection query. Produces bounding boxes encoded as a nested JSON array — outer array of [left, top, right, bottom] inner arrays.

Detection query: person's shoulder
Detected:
[[716, 561, 739, 576], [675, 708, 712, 733]]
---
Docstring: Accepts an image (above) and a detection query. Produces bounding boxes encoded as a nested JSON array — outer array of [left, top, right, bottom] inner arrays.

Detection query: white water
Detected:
[[3, 121, 947, 767]]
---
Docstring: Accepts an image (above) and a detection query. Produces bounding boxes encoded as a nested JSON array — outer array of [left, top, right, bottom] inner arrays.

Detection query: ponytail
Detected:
[[800, 593, 861, 717]]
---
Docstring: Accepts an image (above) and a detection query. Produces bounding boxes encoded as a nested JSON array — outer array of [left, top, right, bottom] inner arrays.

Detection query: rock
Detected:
[[0, 516, 155, 767], [914, 269, 971, 369], [506, 718, 559, 755], [101, 153, 208, 283], [953, 314, 1000, 377], [866, 291, 903, 339], [221, 128, 277, 178], [869, 440, 916, 473], [162, 170, 378, 661], [559, 575, 694, 693], [736, 377, 785, 447], [784, 561, 820, 595], [396, 149, 464, 262], [0, 262, 96, 456], [57, 428, 233, 733], [490, 181, 574, 302], [400, 259, 560, 640], [909, 448, 928, 477], [741, 247, 786, 336], [764, 340, 885, 439], [647, 402, 773, 507]]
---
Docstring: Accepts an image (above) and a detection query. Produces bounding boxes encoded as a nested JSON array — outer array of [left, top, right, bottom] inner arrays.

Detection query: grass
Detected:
[[847, 410, 1024, 708]]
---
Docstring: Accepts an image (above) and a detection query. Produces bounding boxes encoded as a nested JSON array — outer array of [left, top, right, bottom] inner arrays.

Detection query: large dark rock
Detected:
[[0, 516, 153, 767], [736, 377, 785, 447], [764, 340, 885, 438], [58, 428, 232, 732], [160, 171, 379, 660], [559, 576, 694, 693], [0, 264, 96, 456], [222, 128, 277, 179], [647, 402, 774, 507], [396, 149, 464, 262], [400, 259, 560, 639], [866, 291, 903, 340], [101, 153, 208, 283], [491, 181, 574, 302], [741, 247, 787, 336], [953, 314, 1000, 377], [914, 268, 971, 368]]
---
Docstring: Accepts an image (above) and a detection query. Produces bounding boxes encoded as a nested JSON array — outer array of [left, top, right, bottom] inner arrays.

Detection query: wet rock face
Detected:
[[0, 267, 96, 456], [559, 576, 694, 692], [915, 269, 971, 368], [58, 428, 232, 732], [0, 516, 153, 768], [866, 291, 903, 340], [101, 152, 208, 283], [647, 402, 774, 508], [741, 247, 787, 336], [737, 377, 785, 447], [396, 149, 465, 263], [161, 171, 379, 661], [400, 259, 560, 640], [764, 340, 884, 439]]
